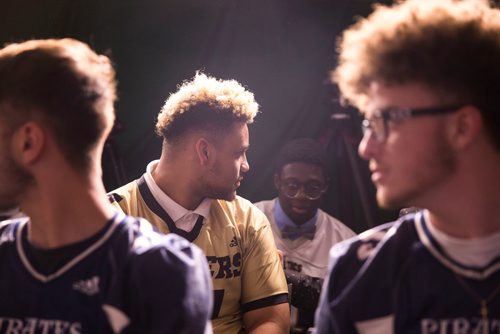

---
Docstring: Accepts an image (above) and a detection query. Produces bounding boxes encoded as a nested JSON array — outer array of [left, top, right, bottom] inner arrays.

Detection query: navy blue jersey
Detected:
[[314, 212, 500, 334], [0, 213, 213, 334]]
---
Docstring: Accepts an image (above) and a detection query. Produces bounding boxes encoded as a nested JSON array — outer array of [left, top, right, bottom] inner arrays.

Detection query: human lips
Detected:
[[290, 204, 310, 215], [235, 177, 243, 188], [371, 169, 383, 183], [292, 207, 308, 215], [369, 162, 385, 184]]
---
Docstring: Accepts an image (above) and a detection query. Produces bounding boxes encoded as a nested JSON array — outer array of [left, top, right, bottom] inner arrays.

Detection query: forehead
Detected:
[[365, 81, 445, 116], [280, 162, 325, 181], [218, 122, 249, 149]]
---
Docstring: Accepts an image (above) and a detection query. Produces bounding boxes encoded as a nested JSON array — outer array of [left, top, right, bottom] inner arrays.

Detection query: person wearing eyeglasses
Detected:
[[254, 138, 355, 334], [315, 0, 500, 333]]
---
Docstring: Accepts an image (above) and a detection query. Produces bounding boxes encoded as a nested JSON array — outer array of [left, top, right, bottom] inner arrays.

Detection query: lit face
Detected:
[[205, 122, 250, 201], [358, 82, 457, 209], [0, 121, 32, 211], [275, 162, 327, 225]]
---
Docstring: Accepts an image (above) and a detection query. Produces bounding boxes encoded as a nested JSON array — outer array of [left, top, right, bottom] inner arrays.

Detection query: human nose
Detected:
[[241, 153, 250, 173], [294, 187, 309, 199], [358, 130, 379, 161]]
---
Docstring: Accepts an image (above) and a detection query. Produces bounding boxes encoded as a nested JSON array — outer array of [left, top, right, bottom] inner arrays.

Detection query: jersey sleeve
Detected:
[[314, 224, 394, 334], [314, 240, 356, 334], [239, 203, 289, 312], [106, 232, 213, 334], [107, 183, 135, 215]]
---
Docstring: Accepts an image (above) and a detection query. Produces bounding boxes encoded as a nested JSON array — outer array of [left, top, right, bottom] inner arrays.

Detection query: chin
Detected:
[[225, 191, 237, 201], [288, 212, 314, 225], [377, 188, 416, 210], [210, 189, 236, 201], [376, 189, 400, 210]]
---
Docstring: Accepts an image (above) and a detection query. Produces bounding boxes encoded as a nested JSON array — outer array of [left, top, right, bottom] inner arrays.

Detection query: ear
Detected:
[[11, 122, 45, 166], [195, 137, 215, 166], [446, 105, 483, 150], [273, 173, 280, 191]]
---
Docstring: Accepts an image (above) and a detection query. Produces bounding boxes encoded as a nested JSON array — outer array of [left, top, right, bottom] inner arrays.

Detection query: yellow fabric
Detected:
[[110, 180, 288, 334]]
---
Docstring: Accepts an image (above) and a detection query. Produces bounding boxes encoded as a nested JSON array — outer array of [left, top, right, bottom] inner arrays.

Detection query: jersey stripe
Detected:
[[16, 212, 124, 283], [416, 212, 500, 280], [137, 176, 204, 242]]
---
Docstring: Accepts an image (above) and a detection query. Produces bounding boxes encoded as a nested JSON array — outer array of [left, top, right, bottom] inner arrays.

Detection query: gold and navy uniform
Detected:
[[109, 177, 289, 334]]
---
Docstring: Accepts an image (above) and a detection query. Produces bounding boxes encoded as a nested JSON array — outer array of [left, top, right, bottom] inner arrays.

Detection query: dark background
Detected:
[[0, 0, 398, 233]]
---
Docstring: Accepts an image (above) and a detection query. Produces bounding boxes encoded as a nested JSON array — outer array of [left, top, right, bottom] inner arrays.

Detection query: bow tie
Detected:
[[280, 224, 316, 240]]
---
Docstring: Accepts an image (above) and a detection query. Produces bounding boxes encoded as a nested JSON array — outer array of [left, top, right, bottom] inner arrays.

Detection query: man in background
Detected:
[[109, 72, 290, 334], [315, 0, 500, 332], [0, 38, 212, 333], [255, 138, 355, 333]]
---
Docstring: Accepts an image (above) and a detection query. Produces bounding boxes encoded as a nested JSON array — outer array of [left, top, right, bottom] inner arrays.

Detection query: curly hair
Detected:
[[275, 138, 330, 178], [156, 72, 259, 141], [0, 38, 116, 170], [333, 0, 500, 148]]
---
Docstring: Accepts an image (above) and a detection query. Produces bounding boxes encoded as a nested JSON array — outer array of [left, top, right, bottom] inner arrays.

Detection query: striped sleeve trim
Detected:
[[241, 293, 289, 313]]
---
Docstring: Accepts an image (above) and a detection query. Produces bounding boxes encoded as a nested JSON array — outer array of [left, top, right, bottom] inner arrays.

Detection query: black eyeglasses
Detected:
[[281, 181, 326, 200], [362, 104, 465, 143]]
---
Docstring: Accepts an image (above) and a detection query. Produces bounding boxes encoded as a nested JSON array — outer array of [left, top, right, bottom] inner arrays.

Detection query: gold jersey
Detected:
[[109, 177, 288, 334]]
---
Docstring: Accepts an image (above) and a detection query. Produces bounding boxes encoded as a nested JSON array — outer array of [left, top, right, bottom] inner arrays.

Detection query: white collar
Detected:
[[143, 160, 211, 222], [424, 211, 500, 268]]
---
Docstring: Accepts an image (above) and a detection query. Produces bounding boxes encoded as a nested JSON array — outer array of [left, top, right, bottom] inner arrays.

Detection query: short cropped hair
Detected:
[[156, 72, 259, 141], [0, 38, 117, 169], [275, 138, 330, 178], [333, 0, 500, 148]]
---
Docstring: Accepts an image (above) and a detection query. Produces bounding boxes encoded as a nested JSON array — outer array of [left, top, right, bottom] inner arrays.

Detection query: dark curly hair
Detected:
[[274, 138, 330, 178]]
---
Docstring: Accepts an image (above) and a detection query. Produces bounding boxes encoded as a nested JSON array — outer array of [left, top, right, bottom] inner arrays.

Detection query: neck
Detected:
[[425, 151, 500, 238], [21, 164, 115, 249], [427, 198, 500, 239], [153, 156, 204, 210]]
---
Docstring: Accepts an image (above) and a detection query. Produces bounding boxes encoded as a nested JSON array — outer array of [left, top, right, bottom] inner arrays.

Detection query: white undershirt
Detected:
[[143, 160, 211, 232], [425, 211, 500, 267]]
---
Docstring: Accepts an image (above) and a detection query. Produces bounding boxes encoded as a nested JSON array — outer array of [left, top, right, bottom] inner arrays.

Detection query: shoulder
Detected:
[[253, 199, 274, 210], [110, 216, 211, 297], [115, 216, 205, 266], [317, 209, 356, 239], [105, 216, 212, 333], [253, 198, 276, 217], [221, 195, 255, 211], [0, 218, 27, 244], [213, 196, 270, 228], [107, 180, 139, 206], [324, 217, 420, 300], [315, 215, 424, 332], [329, 217, 417, 269]]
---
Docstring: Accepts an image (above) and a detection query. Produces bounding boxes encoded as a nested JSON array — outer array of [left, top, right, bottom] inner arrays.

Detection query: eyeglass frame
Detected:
[[279, 180, 327, 200], [361, 104, 465, 143]]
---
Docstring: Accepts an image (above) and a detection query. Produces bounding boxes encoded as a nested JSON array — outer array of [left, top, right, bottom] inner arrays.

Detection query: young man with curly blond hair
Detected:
[[109, 72, 290, 334], [315, 0, 500, 333]]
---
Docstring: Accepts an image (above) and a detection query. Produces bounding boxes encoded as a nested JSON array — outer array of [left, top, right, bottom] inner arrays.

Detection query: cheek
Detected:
[[278, 194, 292, 209], [234, 161, 242, 174], [386, 132, 427, 171]]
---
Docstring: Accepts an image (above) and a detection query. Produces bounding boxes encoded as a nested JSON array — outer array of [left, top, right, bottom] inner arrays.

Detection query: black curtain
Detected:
[[0, 0, 397, 232]]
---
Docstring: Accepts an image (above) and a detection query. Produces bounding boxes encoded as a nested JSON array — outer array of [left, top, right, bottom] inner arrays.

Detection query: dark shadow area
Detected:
[[0, 0, 398, 232]]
